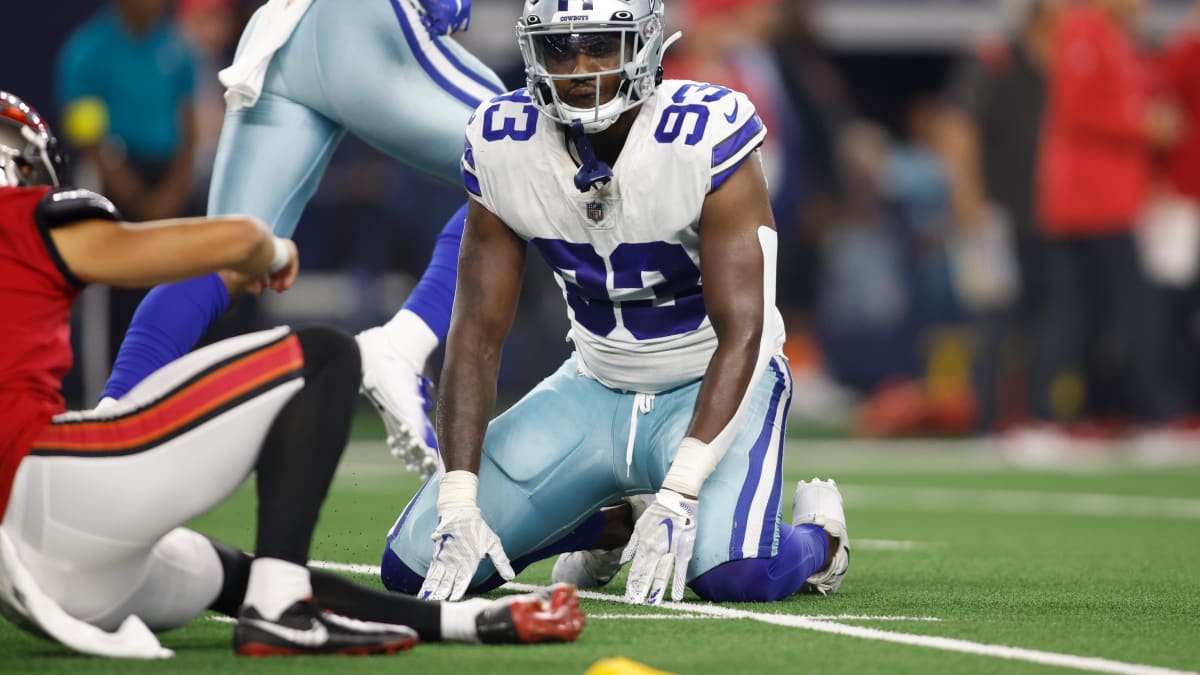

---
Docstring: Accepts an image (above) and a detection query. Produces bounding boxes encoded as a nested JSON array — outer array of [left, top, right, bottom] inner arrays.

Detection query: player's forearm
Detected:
[[668, 339, 758, 496], [54, 215, 278, 287], [688, 334, 761, 443], [436, 334, 502, 474]]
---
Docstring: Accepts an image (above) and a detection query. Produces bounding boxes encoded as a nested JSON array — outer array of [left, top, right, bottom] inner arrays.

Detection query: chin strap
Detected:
[[569, 120, 613, 193]]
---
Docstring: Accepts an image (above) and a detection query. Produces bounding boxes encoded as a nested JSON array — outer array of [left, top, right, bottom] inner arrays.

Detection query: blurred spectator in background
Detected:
[[947, 0, 1064, 433], [665, 0, 861, 427], [1154, 0, 1200, 412], [56, 0, 200, 373], [176, 0, 238, 213], [1031, 0, 1187, 438], [817, 121, 917, 402], [56, 0, 198, 221], [663, 0, 797, 219], [1160, 0, 1200, 210], [770, 0, 860, 425], [824, 100, 976, 437]]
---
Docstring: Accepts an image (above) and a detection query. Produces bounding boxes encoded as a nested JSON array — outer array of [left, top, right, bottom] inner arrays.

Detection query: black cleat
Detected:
[[234, 599, 419, 657]]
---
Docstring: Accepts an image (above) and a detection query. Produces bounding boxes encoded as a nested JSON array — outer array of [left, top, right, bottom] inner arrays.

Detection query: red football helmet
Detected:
[[0, 91, 67, 188]]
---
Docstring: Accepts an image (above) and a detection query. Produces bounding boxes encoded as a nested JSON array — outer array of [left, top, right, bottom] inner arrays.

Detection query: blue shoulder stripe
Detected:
[[461, 163, 481, 196], [710, 142, 764, 192], [463, 138, 476, 170], [711, 113, 765, 169]]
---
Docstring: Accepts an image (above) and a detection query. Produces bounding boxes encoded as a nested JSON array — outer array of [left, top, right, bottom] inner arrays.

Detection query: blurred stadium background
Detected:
[[5, 0, 1200, 460]]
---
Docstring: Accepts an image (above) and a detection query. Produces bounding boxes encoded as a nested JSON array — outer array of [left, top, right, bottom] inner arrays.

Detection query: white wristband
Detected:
[[268, 236, 290, 274], [437, 470, 479, 513], [662, 437, 720, 497]]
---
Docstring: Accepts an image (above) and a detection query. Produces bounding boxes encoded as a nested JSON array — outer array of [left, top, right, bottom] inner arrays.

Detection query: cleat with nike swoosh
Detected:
[[234, 599, 419, 657], [475, 583, 585, 644]]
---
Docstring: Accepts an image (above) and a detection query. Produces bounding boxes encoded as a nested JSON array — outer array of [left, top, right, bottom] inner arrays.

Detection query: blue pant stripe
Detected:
[[754, 356, 793, 556], [729, 361, 789, 561], [427, 33, 504, 97], [388, 0, 490, 109]]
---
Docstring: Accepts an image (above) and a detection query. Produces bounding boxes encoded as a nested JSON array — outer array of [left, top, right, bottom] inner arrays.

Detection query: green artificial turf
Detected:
[[4, 420, 1198, 675]]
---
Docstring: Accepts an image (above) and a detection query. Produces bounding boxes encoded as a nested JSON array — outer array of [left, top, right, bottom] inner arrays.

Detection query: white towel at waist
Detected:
[[218, 0, 315, 112]]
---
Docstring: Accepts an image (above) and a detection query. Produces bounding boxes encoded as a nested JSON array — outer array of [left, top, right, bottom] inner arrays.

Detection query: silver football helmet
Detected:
[[516, 0, 676, 133], [0, 91, 65, 188]]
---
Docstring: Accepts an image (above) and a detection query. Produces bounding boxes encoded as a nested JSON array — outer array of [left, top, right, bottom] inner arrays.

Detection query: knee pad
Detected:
[[89, 528, 224, 632]]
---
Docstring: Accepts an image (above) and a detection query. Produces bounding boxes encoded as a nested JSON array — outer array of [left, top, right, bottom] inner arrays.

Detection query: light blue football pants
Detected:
[[209, 0, 504, 234], [384, 353, 794, 588]]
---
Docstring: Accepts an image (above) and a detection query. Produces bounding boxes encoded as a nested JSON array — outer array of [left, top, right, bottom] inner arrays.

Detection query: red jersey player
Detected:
[[0, 91, 583, 659]]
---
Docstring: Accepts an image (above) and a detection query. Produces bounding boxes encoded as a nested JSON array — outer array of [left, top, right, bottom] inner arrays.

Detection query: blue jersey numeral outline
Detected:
[[654, 83, 733, 146], [481, 90, 538, 142], [531, 239, 705, 340]]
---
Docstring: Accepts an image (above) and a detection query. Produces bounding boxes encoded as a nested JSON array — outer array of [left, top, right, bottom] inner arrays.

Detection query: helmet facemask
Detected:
[[517, 5, 666, 134], [0, 92, 65, 189]]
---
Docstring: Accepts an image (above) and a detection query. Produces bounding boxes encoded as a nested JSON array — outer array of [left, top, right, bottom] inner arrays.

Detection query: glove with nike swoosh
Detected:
[[620, 488, 699, 605], [419, 471, 514, 601]]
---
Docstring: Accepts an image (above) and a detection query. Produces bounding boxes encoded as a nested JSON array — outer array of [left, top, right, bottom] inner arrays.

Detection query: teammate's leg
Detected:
[[100, 92, 345, 402], [291, 0, 505, 468], [357, 205, 466, 473]]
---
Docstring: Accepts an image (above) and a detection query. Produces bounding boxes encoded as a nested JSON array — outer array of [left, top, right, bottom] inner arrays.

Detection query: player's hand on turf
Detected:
[[621, 489, 698, 604], [265, 239, 299, 293], [412, 0, 471, 35], [420, 506, 514, 601]]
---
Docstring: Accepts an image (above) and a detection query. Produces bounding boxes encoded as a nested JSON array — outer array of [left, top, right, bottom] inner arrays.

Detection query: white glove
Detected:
[[419, 507, 514, 601], [620, 489, 699, 604]]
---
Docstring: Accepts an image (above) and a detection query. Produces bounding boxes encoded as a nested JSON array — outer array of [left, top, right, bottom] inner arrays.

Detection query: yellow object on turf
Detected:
[[61, 97, 110, 147], [584, 657, 678, 675]]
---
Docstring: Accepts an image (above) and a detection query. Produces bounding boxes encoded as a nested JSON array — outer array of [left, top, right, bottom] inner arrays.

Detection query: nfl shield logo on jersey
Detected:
[[585, 200, 604, 223]]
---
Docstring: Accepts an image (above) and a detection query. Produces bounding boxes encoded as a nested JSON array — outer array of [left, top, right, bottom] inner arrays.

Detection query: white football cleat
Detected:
[[551, 548, 623, 589], [356, 327, 439, 479], [792, 478, 850, 595], [551, 496, 650, 589]]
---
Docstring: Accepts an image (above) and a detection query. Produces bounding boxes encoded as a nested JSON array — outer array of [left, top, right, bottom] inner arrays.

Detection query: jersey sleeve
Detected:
[[461, 106, 486, 205], [461, 90, 539, 217], [706, 90, 767, 193], [31, 188, 122, 288]]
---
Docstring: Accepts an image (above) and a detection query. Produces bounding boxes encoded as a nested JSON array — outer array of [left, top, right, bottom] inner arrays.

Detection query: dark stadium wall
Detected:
[[6, 1, 105, 122]]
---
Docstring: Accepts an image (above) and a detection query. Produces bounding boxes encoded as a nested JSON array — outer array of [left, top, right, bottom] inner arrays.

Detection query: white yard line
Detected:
[[503, 583, 1196, 675], [590, 614, 704, 620], [856, 538, 922, 551], [307, 562, 1195, 675], [843, 485, 1200, 520]]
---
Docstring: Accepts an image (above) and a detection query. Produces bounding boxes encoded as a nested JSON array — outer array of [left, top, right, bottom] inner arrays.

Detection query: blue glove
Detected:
[[412, 0, 471, 36]]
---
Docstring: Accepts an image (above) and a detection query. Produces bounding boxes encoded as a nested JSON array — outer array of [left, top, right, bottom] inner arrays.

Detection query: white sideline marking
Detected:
[[311, 561, 379, 575], [505, 584, 1195, 675], [309, 561, 1195, 674], [589, 613, 939, 622], [844, 485, 1200, 520], [592, 614, 704, 620], [856, 539, 921, 551]]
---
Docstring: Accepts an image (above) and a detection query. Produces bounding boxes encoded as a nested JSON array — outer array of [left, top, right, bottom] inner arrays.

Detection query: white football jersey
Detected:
[[462, 80, 786, 393]]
